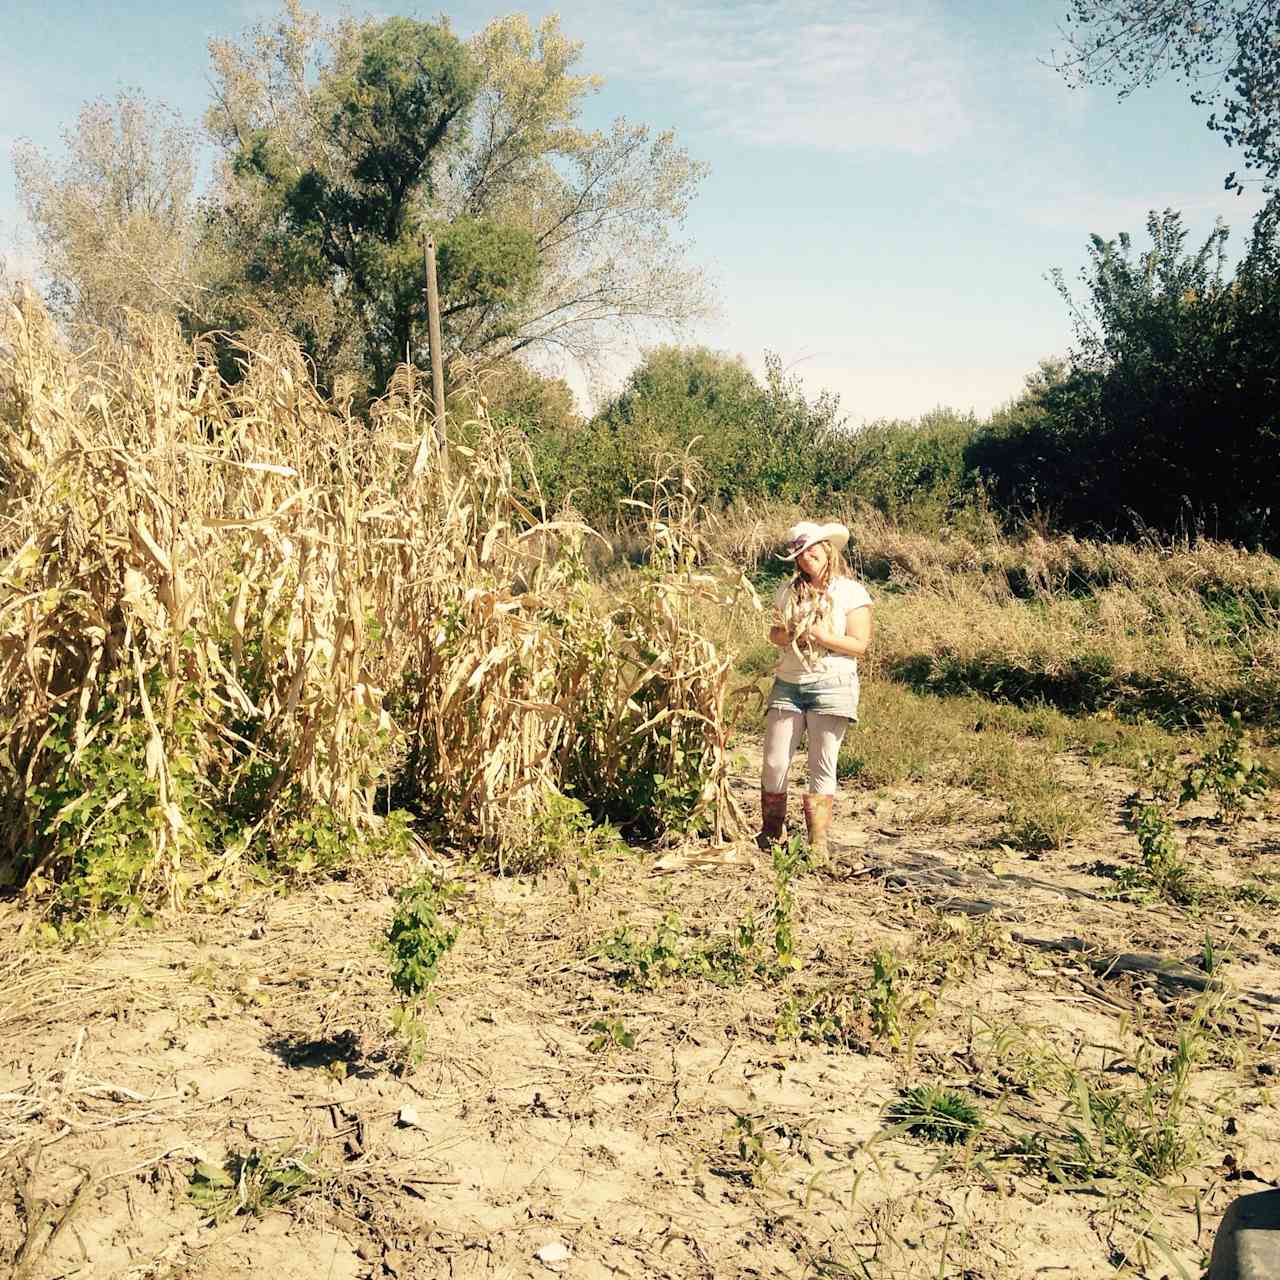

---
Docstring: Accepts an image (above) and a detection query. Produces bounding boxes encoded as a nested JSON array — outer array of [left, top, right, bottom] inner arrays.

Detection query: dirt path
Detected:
[[3, 742, 1279, 1279]]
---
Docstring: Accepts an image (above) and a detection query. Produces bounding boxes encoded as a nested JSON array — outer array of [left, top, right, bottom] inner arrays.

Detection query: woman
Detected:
[[758, 520, 873, 856]]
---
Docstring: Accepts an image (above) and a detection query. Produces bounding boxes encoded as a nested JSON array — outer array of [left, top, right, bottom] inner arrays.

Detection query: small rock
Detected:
[[249, 923, 266, 940], [397, 1105, 421, 1128], [535, 1241, 571, 1266]]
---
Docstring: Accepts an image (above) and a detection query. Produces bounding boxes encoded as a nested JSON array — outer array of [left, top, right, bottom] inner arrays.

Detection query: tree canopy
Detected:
[[1057, 1, 1280, 194], [12, 4, 710, 401], [522, 346, 859, 522], [14, 92, 201, 334], [200, 3, 710, 397], [968, 207, 1280, 546]]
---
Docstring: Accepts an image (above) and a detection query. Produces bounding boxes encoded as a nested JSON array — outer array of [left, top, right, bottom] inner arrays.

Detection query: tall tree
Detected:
[[13, 92, 201, 334], [205, 11, 510, 394], [967, 208, 1280, 547], [202, 3, 709, 397], [1057, 1, 1280, 194]]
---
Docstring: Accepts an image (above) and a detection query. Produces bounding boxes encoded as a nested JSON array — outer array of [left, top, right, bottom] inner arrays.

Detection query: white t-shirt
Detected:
[[772, 575, 873, 683]]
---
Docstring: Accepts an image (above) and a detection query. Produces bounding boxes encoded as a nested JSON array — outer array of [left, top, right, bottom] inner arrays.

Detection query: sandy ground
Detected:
[[3, 739, 1279, 1280]]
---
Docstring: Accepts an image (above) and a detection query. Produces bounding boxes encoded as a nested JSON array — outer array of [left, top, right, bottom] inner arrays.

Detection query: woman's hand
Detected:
[[805, 608, 872, 657]]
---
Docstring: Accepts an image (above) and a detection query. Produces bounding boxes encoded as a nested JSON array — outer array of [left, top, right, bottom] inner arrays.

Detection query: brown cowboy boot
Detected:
[[802, 793, 834, 859], [756, 789, 788, 850]]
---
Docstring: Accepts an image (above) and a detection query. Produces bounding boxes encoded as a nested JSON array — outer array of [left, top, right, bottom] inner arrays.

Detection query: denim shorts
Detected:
[[767, 675, 859, 721]]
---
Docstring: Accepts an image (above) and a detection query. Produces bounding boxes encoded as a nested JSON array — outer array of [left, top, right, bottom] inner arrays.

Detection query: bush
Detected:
[[527, 347, 857, 524], [969, 209, 1280, 550]]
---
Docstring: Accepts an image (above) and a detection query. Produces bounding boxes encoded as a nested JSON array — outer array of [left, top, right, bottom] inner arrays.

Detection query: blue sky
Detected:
[[1, 0, 1267, 421]]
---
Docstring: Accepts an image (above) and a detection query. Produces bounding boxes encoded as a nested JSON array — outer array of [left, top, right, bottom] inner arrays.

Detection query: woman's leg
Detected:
[[802, 712, 850, 855], [804, 712, 848, 795], [759, 707, 805, 847], [763, 707, 805, 792]]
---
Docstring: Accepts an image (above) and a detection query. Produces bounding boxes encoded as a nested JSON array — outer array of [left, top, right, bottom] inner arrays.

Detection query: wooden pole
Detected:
[[423, 237, 448, 478]]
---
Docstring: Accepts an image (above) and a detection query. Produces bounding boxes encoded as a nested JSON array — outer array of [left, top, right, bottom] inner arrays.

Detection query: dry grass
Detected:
[[0, 292, 751, 918], [709, 500, 1280, 726], [876, 574, 1279, 721]]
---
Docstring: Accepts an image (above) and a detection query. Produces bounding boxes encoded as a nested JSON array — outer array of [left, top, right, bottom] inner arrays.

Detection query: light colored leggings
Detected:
[[761, 708, 849, 796]]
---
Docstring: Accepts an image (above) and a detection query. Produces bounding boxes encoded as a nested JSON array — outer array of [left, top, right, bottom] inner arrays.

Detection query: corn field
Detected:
[[0, 291, 753, 918]]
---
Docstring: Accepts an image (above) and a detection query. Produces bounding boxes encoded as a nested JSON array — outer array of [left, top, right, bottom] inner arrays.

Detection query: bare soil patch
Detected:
[[3, 741, 1279, 1279]]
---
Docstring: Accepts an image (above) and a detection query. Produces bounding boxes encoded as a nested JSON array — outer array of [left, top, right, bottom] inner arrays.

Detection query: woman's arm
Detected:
[[807, 605, 872, 658]]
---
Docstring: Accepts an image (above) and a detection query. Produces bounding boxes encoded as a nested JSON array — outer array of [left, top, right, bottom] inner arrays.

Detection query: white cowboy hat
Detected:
[[777, 520, 849, 561]]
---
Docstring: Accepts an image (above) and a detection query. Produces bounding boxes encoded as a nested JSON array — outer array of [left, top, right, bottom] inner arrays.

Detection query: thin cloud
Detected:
[[583, 0, 978, 155], [957, 166, 1268, 242]]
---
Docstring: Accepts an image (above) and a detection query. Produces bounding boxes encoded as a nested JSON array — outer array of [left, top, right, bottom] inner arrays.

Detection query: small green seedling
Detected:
[[886, 1086, 981, 1146], [587, 1017, 636, 1053], [188, 1148, 318, 1224]]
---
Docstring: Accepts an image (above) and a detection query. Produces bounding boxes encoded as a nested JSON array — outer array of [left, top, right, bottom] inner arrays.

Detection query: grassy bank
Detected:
[[712, 502, 1280, 729]]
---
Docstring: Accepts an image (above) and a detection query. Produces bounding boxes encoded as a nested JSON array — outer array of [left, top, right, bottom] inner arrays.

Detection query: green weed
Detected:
[[1114, 729, 1271, 905], [188, 1148, 319, 1224], [1199, 932, 1228, 976], [981, 1006, 1214, 1190], [687, 916, 769, 988], [1180, 712, 1272, 823], [771, 837, 804, 968], [497, 789, 624, 884], [600, 842, 807, 990], [1230, 878, 1280, 908], [775, 983, 868, 1051], [1126, 799, 1199, 905], [386, 874, 459, 1060], [599, 911, 688, 991], [587, 1017, 636, 1054], [779, 949, 930, 1053], [1106, 752, 1200, 904], [272, 806, 414, 879], [720, 1111, 813, 1189], [31, 690, 217, 924], [886, 1086, 982, 1145], [869, 949, 909, 1046], [1019, 1063, 1198, 1185], [602, 910, 769, 991]]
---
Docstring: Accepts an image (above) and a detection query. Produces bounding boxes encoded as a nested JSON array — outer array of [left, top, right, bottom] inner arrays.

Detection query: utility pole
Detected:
[[423, 237, 448, 479]]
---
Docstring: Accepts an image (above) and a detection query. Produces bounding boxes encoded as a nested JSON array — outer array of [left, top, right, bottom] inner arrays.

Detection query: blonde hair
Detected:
[[787, 540, 848, 600], [776, 540, 849, 673]]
